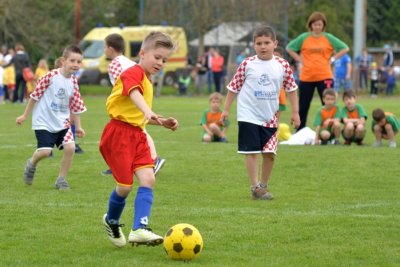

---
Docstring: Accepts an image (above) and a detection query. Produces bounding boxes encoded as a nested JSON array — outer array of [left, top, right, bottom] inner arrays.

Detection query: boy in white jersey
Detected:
[[16, 45, 86, 190], [101, 33, 165, 176], [221, 25, 300, 200]]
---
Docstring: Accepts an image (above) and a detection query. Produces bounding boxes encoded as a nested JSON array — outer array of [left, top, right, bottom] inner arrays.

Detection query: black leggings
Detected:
[[297, 79, 334, 131]]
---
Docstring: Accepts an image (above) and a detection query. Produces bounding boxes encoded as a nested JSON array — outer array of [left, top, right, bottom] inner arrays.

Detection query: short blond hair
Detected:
[[141, 31, 175, 51], [209, 92, 223, 103]]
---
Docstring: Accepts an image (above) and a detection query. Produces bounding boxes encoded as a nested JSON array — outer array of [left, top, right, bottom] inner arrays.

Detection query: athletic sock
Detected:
[[133, 187, 153, 230], [71, 124, 76, 140], [107, 190, 126, 225]]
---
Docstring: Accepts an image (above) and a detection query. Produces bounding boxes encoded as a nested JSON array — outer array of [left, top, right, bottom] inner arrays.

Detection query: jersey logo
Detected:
[[55, 88, 66, 99], [258, 73, 271, 86]]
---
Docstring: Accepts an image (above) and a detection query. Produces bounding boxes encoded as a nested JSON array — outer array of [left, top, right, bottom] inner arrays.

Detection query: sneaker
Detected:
[[344, 140, 351, 146], [24, 159, 36, 185], [102, 214, 126, 247], [373, 141, 383, 147], [128, 228, 163, 246], [154, 157, 166, 176], [388, 141, 397, 148], [55, 178, 70, 190], [251, 186, 273, 200], [219, 137, 228, 143], [75, 144, 84, 154], [101, 169, 113, 176], [333, 140, 340, 145], [356, 140, 364, 146], [320, 140, 328, 145]]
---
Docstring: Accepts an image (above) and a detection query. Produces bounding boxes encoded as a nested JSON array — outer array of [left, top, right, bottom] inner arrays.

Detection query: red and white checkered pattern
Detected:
[[30, 69, 86, 132], [108, 55, 136, 85], [63, 128, 75, 144], [262, 131, 278, 154]]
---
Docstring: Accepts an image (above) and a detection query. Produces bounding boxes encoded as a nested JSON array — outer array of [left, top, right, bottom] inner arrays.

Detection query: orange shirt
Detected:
[[287, 32, 348, 82]]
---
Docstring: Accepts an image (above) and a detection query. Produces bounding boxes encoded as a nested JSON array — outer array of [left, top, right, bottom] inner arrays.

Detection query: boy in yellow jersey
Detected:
[[313, 88, 341, 145], [200, 92, 229, 142], [341, 90, 367, 145], [100, 32, 179, 248]]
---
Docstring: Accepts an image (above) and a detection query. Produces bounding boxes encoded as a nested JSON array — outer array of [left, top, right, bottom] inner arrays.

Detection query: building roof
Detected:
[[189, 22, 263, 47]]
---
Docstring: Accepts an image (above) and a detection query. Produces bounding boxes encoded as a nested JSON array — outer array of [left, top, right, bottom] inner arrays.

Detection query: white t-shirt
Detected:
[[227, 55, 297, 128], [108, 55, 136, 85], [30, 69, 87, 132]]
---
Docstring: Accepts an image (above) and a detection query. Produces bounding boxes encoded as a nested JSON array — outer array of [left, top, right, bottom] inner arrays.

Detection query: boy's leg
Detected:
[[55, 142, 75, 190], [373, 124, 383, 147], [103, 185, 131, 247], [245, 154, 259, 188], [145, 132, 166, 175], [332, 121, 341, 144], [128, 168, 163, 246], [24, 149, 52, 185]]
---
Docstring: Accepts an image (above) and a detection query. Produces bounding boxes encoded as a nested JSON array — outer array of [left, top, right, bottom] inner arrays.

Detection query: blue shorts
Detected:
[[34, 129, 72, 151], [238, 121, 278, 154]]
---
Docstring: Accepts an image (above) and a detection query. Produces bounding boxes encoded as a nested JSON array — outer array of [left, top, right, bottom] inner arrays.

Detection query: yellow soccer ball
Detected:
[[163, 223, 203, 261]]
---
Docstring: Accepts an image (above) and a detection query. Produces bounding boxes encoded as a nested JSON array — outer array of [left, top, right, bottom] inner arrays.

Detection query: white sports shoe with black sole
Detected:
[[128, 228, 163, 246], [102, 214, 126, 247]]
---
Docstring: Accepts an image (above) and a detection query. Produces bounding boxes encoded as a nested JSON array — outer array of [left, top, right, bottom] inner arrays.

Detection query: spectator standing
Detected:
[[333, 53, 352, 94], [355, 47, 373, 91], [286, 11, 349, 131], [370, 62, 379, 97], [193, 54, 208, 95], [211, 48, 224, 93], [4, 43, 32, 103], [2, 47, 15, 102], [385, 66, 396, 96]]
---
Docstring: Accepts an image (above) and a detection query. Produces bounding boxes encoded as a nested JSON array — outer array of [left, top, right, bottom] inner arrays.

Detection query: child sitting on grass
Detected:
[[200, 92, 229, 142], [313, 88, 341, 145], [371, 108, 399, 148], [341, 90, 367, 145]]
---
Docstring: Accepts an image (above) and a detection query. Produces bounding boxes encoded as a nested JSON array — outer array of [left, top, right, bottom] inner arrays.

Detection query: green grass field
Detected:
[[1, 91, 399, 266]]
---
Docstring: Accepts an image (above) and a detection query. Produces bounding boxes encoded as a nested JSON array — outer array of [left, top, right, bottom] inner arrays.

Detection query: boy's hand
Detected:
[[161, 117, 179, 131], [143, 111, 163, 125], [220, 111, 229, 125], [76, 128, 85, 138], [290, 113, 300, 129], [16, 115, 26, 125]]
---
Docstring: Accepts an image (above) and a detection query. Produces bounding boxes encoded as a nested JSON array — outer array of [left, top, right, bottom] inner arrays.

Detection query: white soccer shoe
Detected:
[[102, 214, 126, 247], [128, 228, 163, 246]]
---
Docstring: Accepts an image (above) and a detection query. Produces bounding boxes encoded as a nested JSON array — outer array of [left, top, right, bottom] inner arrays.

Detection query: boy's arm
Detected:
[[70, 114, 85, 138], [16, 98, 36, 125], [130, 89, 161, 124], [149, 117, 179, 131], [287, 90, 300, 128], [221, 90, 236, 122]]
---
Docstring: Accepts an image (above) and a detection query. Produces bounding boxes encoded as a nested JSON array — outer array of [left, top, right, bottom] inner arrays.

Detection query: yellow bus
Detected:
[[78, 25, 188, 86]]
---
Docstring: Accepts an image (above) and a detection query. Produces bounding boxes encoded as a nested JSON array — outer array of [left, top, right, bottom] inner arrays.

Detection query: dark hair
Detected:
[[105, 33, 125, 53], [372, 108, 385, 121], [274, 46, 285, 57], [141, 31, 174, 51], [62, 45, 82, 58], [342, 90, 356, 100], [323, 88, 336, 98], [253, 25, 276, 42], [307, 11, 327, 31]]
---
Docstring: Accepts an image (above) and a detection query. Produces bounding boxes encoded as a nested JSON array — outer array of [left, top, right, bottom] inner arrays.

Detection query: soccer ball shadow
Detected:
[[163, 223, 203, 261]]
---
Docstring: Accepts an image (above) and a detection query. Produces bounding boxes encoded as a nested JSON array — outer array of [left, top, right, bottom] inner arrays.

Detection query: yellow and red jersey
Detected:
[[106, 64, 153, 129]]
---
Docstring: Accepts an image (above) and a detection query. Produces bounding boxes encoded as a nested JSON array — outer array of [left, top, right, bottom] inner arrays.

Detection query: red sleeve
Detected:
[[120, 65, 145, 96], [30, 70, 55, 100]]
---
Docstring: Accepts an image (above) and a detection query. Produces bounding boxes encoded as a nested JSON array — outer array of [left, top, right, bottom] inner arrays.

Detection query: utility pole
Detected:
[[353, 0, 366, 91], [75, 0, 81, 43]]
